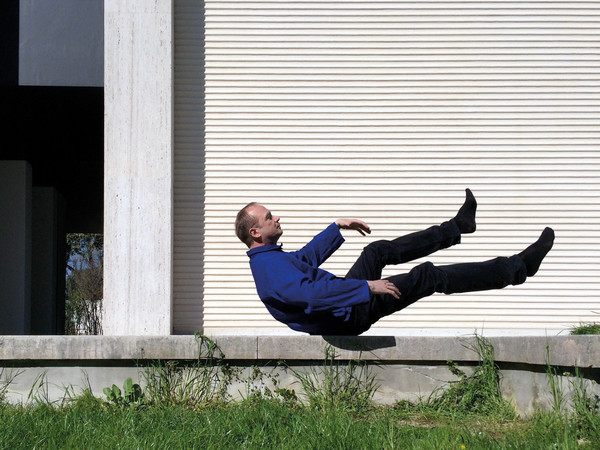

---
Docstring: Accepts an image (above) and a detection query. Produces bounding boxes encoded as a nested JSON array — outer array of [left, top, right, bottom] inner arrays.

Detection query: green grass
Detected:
[[0, 334, 599, 448], [571, 322, 600, 335], [0, 399, 595, 449]]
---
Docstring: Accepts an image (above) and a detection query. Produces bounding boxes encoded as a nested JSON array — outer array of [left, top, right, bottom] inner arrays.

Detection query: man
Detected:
[[235, 190, 554, 335]]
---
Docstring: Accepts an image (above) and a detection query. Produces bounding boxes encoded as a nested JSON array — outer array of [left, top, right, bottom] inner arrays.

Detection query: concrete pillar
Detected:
[[31, 187, 65, 335], [0, 161, 32, 334], [103, 0, 174, 334]]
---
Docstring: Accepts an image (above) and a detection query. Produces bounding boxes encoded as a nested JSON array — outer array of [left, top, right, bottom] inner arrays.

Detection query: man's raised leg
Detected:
[[357, 227, 555, 329], [345, 189, 477, 281]]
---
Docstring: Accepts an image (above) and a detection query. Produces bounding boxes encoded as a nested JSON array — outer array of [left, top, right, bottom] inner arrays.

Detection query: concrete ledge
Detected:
[[1, 335, 598, 413], [0, 336, 254, 361], [0, 335, 597, 368]]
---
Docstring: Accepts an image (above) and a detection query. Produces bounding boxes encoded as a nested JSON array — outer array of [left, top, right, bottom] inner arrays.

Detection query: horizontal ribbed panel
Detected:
[[173, 0, 206, 334], [193, 0, 600, 333]]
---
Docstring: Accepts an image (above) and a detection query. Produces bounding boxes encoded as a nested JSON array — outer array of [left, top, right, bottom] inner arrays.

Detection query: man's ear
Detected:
[[249, 227, 261, 240]]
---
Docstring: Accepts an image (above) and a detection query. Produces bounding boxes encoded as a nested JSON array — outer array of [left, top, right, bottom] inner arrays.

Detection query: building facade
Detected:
[[1, 1, 597, 336], [104, 0, 600, 335], [1, 0, 103, 335]]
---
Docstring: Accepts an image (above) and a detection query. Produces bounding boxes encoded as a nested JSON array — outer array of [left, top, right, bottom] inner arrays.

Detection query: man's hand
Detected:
[[367, 280, 402, 299], [335, 219, 371, 236]]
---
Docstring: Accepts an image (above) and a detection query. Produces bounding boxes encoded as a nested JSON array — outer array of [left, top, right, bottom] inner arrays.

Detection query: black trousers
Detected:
[[344, 220, 528, 335]]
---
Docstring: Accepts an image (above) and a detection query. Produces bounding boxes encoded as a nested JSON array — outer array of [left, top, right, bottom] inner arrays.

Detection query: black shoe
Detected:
[[518, 227, 555, 277], [453, 188, 477, 234]]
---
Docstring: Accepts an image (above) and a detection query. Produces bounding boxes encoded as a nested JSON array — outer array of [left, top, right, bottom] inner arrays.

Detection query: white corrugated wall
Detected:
[[174, 0, 206, 334], [175, 0, 600, 334]]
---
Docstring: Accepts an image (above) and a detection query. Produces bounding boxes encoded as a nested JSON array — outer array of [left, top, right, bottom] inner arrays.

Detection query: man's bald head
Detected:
[[235, 202, 259, 248]]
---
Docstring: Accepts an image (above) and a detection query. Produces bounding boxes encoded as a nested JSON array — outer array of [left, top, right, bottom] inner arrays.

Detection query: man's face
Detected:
[[247, 204, 282, 246]]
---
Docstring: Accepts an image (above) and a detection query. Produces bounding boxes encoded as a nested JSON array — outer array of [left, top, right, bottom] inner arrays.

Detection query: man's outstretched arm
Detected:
[[335, 218, 371, 236], [292, 219, 371, 267]]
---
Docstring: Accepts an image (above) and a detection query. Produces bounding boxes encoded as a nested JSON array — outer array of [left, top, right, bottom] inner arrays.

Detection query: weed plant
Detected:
[[545, 343, 567, 414], [239, 365, 298, 404], [571, 322, 600, 335], [287, 345, 379, 412], [407, 334, 517, 420], [566, 368, 600, 443], [141, 334, 233, 408], [103, 377, 144, 407], [0, 368, 21, 404], [545, 350, 600, 445]]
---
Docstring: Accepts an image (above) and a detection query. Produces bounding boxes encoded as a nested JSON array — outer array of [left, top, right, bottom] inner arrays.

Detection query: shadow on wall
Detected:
[[323, 335, 397, 351]]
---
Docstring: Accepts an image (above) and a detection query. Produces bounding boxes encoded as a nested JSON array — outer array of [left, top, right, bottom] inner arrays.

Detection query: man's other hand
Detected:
[[367, 280, 401, 299], [335, 219, 371, 236]]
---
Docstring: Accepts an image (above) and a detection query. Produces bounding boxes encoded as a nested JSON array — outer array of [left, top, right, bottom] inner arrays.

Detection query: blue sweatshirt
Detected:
[[247, 223, 370, 334]]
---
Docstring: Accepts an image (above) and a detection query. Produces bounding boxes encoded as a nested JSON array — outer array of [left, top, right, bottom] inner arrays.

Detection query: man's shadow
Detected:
[[322, 335, 396, 351]]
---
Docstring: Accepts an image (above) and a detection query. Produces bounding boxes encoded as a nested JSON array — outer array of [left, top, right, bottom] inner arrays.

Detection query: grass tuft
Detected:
[[141, 334, 233, 408], [287, 345, 379, 412], [397, 334, 517, 421], [570, 322, 600, 335], [546, 346, 600, 445], [569, 368, 600, 443], [0, 368, 22, 405]]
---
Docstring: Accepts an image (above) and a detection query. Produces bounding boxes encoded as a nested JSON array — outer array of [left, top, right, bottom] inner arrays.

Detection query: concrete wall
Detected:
[[0, 161, 32, 334], [19, 0, 104, 87], [0, 335, 598, 414], [103, 0, 174, 335]]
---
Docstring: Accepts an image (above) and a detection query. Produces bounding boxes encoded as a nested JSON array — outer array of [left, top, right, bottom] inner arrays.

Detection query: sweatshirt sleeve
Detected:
[[289, 223, 344, 268]]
